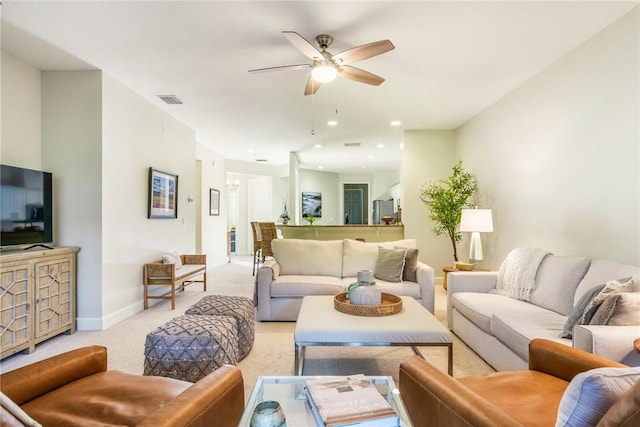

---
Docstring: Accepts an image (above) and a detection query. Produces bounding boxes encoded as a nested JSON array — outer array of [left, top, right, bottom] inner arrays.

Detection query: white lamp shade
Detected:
[[459, 209, 493, 233], [311, 63, 337, 82]]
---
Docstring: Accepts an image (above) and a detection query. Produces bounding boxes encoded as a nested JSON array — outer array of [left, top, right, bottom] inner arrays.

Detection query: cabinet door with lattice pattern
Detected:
[[34, 255, 75, 342], [1, 262, 33, 357]]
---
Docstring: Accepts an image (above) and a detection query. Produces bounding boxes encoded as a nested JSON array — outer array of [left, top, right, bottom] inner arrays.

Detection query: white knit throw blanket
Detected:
[[491, 248, 552, 301]]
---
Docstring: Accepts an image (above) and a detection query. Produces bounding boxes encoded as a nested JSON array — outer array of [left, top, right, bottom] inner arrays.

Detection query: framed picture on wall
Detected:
[[210, 188, 220, 216], [302, 191, 322, 218], [148, 168, 178, 218]]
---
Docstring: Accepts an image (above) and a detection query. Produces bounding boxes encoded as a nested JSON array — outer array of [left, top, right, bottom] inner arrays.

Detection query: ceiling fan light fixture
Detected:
[[311, 63, 337, 83]]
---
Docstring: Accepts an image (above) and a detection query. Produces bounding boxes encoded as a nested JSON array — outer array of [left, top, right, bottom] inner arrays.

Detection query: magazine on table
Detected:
[[305, 375, 400, 427]]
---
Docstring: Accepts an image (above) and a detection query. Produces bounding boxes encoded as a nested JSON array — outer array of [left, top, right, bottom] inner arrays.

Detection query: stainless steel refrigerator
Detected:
[[372, 200, 395, 224]]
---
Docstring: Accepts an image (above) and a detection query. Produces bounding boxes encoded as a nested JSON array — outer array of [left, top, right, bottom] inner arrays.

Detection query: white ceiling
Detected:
[[2, 1, 636, 173]]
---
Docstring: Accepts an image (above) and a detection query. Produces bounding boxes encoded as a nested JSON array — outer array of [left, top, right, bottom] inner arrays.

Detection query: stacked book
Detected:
[[305, 375, 400, 427]]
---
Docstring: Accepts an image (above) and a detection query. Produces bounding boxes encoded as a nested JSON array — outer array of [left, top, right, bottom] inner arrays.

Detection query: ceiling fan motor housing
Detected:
[[315, 34, 333, 50]]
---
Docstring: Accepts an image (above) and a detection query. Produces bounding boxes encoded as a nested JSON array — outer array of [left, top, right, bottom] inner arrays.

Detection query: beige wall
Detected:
[[1, 53, 228, 330], [402, 130, 457, 273], [456, 8, 639, 268], [1, 51, 41, 168]]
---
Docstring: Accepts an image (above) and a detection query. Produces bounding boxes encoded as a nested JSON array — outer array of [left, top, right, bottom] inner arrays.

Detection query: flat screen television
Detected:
[[0, 164, 53, 248]]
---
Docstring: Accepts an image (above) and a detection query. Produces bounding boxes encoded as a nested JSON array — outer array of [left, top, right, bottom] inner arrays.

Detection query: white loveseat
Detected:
[[447, 248, 640, 371], [256, 238, 435, 321]]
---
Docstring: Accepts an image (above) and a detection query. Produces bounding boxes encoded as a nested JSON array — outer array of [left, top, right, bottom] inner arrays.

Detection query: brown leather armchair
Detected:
[[0, 345, 244, 427], [399, 339, 638, 427]]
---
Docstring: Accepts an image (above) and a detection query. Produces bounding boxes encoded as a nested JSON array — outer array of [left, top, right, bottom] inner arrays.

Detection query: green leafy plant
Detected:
[[421, 161, 477, 262], [305, 214, 316, 225]]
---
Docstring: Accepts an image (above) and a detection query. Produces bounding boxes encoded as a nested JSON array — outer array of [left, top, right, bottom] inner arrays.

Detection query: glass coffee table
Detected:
[[239, 375, 413, 426]]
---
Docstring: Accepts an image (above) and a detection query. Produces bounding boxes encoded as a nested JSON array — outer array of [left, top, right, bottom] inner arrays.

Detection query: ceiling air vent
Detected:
[[256, 159, 268, 162], [344, 142, 361, 147], [157, 95, 183, 105]]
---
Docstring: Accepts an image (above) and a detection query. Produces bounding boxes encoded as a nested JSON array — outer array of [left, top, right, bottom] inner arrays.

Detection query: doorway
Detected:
[[343, 183, 369, 224]]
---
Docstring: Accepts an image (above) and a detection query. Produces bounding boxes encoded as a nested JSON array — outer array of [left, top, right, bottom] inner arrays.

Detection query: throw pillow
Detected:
[[374, 247, 406, 283], [555, 366, 640, 427], [597, 380, 640, 426], [559, 284, 605, 339], [589, 292, 640, 326], [161, 252, 183, 269], [395, 246, 419, 282], [172, 251, 183, 269], [579, 277, 633, 324]]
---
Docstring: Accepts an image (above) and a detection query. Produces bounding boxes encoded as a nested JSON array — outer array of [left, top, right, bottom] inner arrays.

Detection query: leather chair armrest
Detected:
[[0, 346, 107, 405], [528, 339, 625, 382], [399, 356, 521, 427], [138, 365, 244, 427]]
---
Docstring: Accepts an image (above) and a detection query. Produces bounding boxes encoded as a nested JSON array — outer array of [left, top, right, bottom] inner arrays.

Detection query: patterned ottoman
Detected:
[[143, 314, 238, 382], [185, 295, 255, 360]]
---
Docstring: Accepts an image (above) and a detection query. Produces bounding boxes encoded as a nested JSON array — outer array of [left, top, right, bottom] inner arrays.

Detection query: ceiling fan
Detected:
[[249, 31, 395, 95]]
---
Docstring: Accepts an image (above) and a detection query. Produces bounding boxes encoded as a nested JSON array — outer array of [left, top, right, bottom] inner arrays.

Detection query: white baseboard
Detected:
[[76, 300, 143, 331]]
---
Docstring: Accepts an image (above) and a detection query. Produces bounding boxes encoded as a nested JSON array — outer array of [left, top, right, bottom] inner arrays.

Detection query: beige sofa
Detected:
[[256, 238, 435, 321], [447, 249, 640, 371]]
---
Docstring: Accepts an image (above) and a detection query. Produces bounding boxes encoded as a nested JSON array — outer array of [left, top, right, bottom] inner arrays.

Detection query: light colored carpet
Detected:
[[0, 256, 494, 399]]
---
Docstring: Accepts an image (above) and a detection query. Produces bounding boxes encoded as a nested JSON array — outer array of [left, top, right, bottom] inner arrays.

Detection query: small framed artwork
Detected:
[[302, 191, 322, 218], [210, 188, 220, 216], [148, 168, 178, 219]]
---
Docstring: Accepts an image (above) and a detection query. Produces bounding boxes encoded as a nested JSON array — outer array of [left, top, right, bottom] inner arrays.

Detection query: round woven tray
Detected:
[[334, 292, 402, 317]]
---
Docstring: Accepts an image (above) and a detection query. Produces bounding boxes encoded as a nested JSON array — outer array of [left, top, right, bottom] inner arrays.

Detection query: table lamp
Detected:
[[459, 208, 493, 263]]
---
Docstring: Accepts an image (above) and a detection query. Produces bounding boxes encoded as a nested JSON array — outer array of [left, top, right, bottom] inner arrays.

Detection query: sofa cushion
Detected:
[[589, 292, 640, 326], [342, 239, 379, 277], [272, 239, 343, 277], [529, 255, 591, 315], [491, 311, 568, 360], [342, 239, 417, 278], [397, 247, 419, 282], [271, 275, 345, 297], [378, 239, 417, 249], [559, 284, 605, 339], [374, 247, 406, 282], [555, 366, 640, 427], [574, 259, 640, 304], [451, 292, 541, 335]]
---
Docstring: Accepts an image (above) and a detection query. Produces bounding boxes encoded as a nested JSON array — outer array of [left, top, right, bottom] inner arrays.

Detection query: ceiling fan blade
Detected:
[[339, 65, 385, 86], [249, 64, 311, 74], [332, 40, 395, 64], [304, 77, 321, 96], [283, 31, 324, 60]]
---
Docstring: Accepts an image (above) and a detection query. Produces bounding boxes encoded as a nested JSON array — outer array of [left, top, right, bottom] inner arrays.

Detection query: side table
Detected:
[[442, 267, 489, 291]]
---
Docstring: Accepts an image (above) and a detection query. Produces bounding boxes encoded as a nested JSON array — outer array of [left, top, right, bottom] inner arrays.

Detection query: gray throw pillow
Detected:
[[589, 292, 640, 326], [559, 284, 605, 338], [374, 247, 406, 283], [396, 246, 419, 282], [579, 277, 633, 324]]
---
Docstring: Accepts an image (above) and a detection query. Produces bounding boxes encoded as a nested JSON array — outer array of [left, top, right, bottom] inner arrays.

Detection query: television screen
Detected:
[[0, 164, 53, 248]]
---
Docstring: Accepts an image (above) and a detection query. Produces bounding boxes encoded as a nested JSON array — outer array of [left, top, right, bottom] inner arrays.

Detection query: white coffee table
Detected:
[[294, 295, 453, 376]]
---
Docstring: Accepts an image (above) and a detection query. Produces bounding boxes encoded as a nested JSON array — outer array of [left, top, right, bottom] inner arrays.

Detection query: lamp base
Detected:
[[468, 231, 483, 264]]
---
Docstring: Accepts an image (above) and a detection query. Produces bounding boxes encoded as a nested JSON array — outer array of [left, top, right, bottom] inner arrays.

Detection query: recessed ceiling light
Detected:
[[390, 120, 402, 126], [314, 144, 322, 148], [368, 155, 374, 159], [327, 120, 338, 126], [376, 144, 384, 148], [317, 165, 324, 169]]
